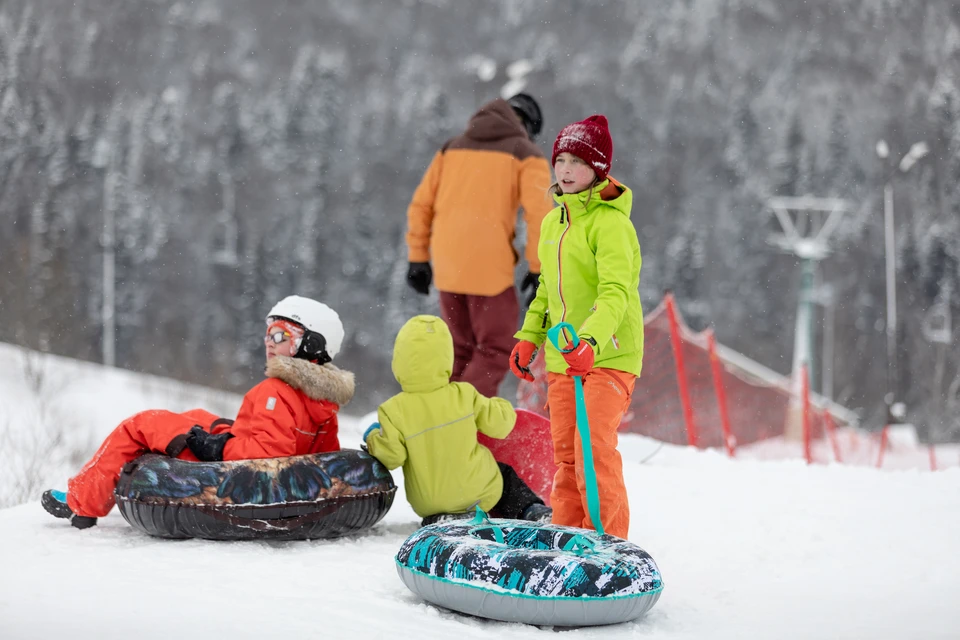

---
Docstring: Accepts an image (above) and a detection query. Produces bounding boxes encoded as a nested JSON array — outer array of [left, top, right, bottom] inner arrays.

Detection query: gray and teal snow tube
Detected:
[[114, 450, 396, 540], [395, 511, 663, 627]]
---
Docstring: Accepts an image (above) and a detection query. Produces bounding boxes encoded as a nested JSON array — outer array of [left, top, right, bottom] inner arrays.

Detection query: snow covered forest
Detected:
[[1, 0, 958, 439]]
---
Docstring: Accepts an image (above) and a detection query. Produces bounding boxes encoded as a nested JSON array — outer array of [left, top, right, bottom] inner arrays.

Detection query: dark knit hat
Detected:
[[551, 114, 614, 180], [507, 93, 543, 139]]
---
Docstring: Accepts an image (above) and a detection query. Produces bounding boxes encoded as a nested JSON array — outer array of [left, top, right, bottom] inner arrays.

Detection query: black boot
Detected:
[[41, 490, 98, 529], [522, 502, 553, 524]]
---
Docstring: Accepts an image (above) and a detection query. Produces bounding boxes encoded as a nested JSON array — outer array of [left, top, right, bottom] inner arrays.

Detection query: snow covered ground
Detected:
[[1, 344, 959, 639]]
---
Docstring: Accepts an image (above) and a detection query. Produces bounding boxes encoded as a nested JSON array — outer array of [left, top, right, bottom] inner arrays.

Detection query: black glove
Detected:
[[406, 262, 432, 296], [520, 271, 540, 307], [186, 425, 235, 462]]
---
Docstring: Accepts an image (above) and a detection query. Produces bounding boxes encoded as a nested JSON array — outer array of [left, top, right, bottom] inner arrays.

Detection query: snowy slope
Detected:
[[1, 346, 959, 639], [0, 343, 242, 509]]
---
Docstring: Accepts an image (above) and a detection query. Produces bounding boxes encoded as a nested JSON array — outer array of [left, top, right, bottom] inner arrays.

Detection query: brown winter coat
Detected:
[[406, 98, 553, 296]]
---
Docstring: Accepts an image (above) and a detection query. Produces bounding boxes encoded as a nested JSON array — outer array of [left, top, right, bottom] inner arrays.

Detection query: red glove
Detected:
[[509, 340, 539, 382], [562, 339, 595, 377]]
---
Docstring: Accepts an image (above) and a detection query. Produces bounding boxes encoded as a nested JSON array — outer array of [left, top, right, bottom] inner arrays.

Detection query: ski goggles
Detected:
[[265, 330, 290, 344], [265, 319, 304, 345]]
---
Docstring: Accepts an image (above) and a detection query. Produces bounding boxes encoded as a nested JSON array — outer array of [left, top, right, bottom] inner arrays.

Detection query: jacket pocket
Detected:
[[605, 369, 635, 398]]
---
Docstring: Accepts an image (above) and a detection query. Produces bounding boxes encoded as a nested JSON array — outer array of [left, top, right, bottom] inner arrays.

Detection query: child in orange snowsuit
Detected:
[[41, 296, 354, 529], [510, 115, 644, 539]]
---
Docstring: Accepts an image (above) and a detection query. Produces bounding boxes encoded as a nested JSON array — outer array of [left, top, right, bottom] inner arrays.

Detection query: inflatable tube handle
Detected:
[[471, 506, 490, 525], [469, 525, 505, 544], [561, 533, 597, 556], [546, 322, 605, 536], [469, 508, 505, 543]]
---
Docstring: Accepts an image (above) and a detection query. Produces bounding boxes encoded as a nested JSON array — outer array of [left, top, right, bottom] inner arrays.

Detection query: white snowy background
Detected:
[[1, 344, 958, 639]]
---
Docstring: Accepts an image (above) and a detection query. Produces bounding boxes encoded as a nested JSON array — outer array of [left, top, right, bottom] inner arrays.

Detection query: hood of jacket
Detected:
[[391, 315, 453, 393], [463, 97, 528, 143], [265, 356, 355, 406]]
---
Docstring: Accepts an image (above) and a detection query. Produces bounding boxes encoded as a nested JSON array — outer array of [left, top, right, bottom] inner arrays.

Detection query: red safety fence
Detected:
[[517, 293, 959, 471], [517, 293, 855, 456]]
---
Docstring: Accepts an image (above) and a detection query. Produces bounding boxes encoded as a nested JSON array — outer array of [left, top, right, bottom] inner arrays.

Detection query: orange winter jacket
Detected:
[[406, 98, 554, 296], [215, 356, 355, 459]]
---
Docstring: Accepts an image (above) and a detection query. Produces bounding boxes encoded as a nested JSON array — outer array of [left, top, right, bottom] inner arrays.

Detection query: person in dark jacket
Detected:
[[405, 93, 553, 397]]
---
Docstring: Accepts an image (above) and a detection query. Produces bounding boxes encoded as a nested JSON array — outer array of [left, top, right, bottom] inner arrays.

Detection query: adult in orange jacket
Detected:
[[41, 296, 355, 529], [405, 93, 553, 397]]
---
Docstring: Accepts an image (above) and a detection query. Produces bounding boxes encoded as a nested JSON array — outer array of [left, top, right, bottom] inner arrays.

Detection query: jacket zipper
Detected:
[[556, 203, 571, 326]]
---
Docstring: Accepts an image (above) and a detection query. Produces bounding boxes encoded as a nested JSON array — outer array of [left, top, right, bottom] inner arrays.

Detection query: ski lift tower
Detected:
[[767, 196, 851, 438]]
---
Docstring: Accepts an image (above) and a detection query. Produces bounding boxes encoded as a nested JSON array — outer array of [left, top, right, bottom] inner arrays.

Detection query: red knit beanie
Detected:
[[551, 114, 614, 180]]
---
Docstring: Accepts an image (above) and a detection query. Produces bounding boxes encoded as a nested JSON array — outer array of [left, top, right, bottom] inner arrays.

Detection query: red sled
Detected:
[[478, 408, 555, 506]]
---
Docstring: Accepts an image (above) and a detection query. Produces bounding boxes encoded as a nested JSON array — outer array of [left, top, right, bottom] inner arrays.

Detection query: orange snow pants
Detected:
[[67, 408, 219, 518], [546, 368, 635, 539]]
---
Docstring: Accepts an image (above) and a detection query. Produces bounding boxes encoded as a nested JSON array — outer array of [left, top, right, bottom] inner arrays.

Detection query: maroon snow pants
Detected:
[[439, 286, 518, 398]]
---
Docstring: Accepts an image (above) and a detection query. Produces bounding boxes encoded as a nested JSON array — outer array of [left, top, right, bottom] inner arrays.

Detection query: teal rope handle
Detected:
[[546, 322, 605, 536], [561, 533, 598, 556], [471, 505, 489, 525], [470, 507, 504, 543]]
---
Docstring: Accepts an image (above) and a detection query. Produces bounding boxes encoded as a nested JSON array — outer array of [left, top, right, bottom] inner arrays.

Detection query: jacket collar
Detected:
[[265, 356, 355, 406], [553, 177, 631, 219]]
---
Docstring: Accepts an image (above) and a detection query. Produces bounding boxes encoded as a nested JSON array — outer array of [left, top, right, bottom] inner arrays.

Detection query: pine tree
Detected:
[[826, 105, 853, 196], [723, 98, 759, 182], [774, 114, 804, 197]]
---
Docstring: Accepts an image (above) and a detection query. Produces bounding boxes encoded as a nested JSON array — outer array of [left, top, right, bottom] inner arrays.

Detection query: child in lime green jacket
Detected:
[[364, 315, 551, 526], [509, 114, 643, 539]]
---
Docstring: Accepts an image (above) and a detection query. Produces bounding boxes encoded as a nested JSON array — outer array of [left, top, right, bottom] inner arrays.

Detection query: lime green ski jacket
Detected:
[[364, 315, 515, 517], [515, 178, 644, 376]]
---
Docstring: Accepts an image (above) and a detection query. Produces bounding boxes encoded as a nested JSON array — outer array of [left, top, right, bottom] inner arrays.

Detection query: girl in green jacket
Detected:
[[509, 115, 643, 539]]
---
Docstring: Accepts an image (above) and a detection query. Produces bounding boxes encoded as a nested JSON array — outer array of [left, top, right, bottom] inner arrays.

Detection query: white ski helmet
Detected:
[[266, 295, 344, 363]]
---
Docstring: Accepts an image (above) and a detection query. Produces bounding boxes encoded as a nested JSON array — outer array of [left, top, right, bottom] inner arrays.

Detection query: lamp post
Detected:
[[875, 140, 928, 419], [766, 196, 850, 439]]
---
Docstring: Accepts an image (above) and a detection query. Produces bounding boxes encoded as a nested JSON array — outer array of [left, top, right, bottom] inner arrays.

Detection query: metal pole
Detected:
[[883, 182, 897, 401], [822, 291, 835, 401], [792, 258, 816, 387]]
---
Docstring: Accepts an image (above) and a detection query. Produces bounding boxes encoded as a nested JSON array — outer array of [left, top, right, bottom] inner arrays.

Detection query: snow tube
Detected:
[[114, 449, 396, 540], [395, 511, 663, 627]]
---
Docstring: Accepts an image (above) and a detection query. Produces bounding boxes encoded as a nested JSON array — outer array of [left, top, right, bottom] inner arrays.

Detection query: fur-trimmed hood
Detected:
[[265, 356, 355, 406]]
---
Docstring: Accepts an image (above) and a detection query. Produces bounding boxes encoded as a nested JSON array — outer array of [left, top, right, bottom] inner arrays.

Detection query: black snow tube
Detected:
[[114, 449, 396, 540]]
